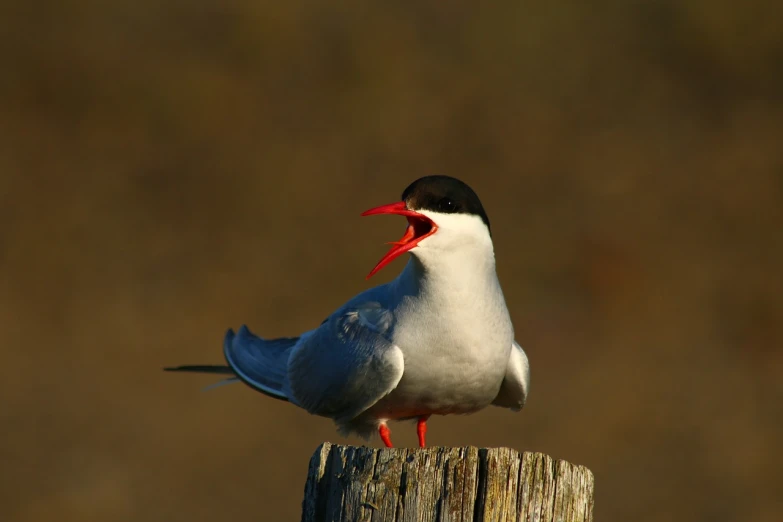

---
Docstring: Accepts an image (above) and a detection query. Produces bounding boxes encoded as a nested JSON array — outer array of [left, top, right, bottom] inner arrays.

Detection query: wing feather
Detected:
[[223, 326, 298, 402], [492, 341, 530, 410], [287, 302, 404, 423]]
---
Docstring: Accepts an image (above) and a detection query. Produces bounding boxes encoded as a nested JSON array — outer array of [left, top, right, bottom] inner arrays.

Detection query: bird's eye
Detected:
[[437, 198, 457, 213]]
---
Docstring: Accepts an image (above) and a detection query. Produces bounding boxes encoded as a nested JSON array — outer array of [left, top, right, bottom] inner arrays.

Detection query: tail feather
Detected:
[[163, 364, 240, 391], [202, 377, 241, 391], [164, 365, 234, 374], [164, 326, 298, 403], [222, 325, 298, 403]]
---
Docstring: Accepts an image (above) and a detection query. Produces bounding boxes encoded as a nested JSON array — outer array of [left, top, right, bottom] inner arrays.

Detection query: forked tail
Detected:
[[164, 325, 299, 403]]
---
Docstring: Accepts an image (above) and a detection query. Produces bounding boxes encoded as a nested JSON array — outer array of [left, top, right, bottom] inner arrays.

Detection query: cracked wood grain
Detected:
[[301, 443, 593, 522]]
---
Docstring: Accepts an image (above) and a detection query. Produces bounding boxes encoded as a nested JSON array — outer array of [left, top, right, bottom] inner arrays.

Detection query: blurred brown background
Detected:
[[2, 1, 782, 521]]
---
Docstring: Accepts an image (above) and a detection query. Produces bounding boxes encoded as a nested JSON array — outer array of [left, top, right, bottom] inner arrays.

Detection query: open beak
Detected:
[[361, 201, 437, 279]]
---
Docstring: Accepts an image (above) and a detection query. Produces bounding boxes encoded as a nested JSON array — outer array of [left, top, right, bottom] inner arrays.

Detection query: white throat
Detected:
[[410, 210, 495, 280], [390, 211, 502, 310]]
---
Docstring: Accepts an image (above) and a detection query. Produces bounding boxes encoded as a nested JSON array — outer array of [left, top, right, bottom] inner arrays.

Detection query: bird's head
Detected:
[[361, 175, 492, 279]]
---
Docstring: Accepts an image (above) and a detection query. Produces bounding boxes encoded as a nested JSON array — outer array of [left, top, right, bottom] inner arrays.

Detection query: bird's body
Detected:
[[167, 176, 529, 446]]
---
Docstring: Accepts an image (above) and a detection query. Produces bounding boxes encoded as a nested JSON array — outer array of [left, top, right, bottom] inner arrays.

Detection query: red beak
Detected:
[[361, 201, 437, 279]]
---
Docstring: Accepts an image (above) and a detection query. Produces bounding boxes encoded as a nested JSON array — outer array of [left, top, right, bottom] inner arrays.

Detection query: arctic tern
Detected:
[[165, 175, 530, 447]]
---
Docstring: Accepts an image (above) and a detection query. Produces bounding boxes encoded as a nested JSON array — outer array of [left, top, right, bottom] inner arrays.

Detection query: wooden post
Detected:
[[302, 443, 594, 522]]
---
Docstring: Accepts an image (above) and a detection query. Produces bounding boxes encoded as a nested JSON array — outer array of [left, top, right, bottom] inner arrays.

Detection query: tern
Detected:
[[166, 175, 530, 447]]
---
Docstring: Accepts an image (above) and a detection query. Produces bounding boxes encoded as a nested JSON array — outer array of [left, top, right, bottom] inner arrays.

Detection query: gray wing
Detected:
[[287, 302, 404, 424], [492, 341, 530, 410]]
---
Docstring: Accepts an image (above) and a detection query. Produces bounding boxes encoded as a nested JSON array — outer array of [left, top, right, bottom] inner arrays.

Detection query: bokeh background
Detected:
[[2, 1, 782, 521]]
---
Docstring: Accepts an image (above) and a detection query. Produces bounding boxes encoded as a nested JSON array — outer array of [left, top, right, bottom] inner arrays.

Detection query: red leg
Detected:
[[417, 416, 430, 448], [379, 423, 393, 448]]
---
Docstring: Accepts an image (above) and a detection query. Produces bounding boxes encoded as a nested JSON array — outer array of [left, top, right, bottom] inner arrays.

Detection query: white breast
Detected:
[[372, 238, 514, 417]]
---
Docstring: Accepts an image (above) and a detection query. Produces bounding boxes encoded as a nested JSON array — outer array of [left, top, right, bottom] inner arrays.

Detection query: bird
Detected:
[[165, 175, 530, 448]]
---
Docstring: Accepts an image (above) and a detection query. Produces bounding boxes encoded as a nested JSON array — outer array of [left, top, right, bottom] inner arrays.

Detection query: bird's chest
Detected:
[[385, 294, 513, 414]]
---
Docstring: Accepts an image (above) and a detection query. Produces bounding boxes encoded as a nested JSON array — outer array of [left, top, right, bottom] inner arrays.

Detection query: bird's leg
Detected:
[[379, 423, 393, 448], [417, 415, 430, 448]]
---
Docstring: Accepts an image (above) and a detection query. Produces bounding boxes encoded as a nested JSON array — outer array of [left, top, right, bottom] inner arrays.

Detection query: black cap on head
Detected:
[[402, 175, 490, 231]]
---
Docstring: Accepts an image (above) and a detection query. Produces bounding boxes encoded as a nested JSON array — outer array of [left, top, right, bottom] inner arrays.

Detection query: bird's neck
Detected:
[[393, 243, 502, 304]]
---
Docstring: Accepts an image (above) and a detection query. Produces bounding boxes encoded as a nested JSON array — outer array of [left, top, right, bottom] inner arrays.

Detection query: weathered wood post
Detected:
[[302, 443, 594, 522]]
